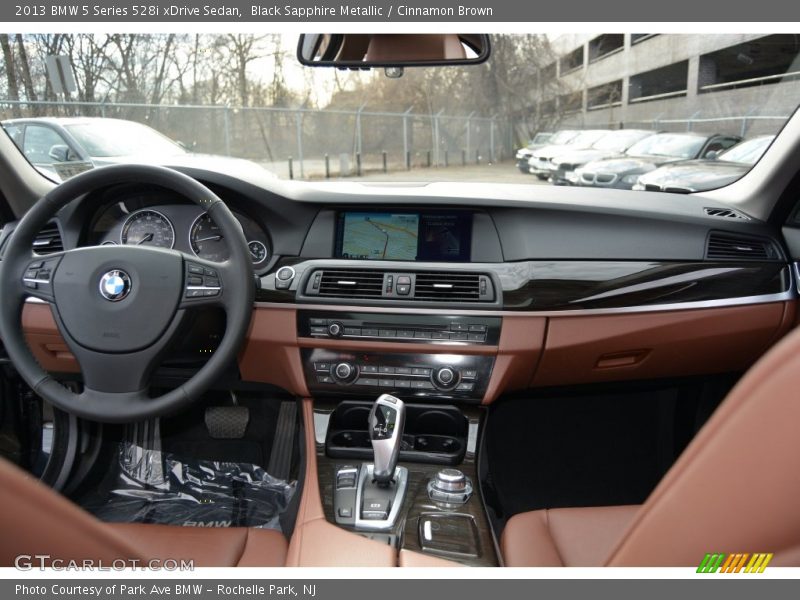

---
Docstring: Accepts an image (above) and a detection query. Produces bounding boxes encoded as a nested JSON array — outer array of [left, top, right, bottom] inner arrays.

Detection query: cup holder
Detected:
[[326, 401, 468, 465]]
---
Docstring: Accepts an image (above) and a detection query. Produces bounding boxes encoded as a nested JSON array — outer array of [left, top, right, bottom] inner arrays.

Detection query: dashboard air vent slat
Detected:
[[33, 223, 64, 255], [414, 272, 486, 302], [706, 232, 779, 261], [317, 269, 384, 298], [704, 207, 750, 221]]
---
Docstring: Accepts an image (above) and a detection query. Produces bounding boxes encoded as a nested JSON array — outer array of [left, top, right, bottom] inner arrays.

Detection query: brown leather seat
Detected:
[[0, 458, 287, 567], [501, 320, 800, 567]]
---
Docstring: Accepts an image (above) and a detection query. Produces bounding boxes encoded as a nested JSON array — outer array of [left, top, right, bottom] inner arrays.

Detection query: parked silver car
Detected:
[[1, 117, 272, 182], [527, 129, 609, 179]]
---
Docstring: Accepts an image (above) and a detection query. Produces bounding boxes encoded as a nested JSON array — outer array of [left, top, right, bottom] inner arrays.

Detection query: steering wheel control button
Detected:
[[184, 262, 223, 301], [275, 266, 296, 290], [98, 270, 132, 302]]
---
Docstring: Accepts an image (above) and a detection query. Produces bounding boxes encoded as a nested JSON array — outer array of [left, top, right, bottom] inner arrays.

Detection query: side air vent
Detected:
[[33, 222, 64, 255], [704, 207, 751, 220], [414, 272, 491, 302], [317, 269, 384, 298], [706, 232, 781, 261]]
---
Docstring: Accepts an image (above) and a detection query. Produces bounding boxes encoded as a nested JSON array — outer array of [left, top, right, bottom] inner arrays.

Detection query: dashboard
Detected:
[[5, 168, 797, 405]]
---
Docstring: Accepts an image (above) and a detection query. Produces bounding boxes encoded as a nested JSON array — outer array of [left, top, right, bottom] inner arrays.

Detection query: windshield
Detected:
[[717, 136, 775, 165], [1, 33, 798, 193], [591, 130, 652, 152], [625, 134, 707, 159], [550, 130, 578, 145], [569, 130, 608, 147], [64, 121, 184, 158]]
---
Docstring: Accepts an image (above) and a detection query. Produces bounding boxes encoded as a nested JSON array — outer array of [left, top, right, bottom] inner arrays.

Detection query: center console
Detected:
[[315, 398, 498, 567], [299, 311, 501, 403]]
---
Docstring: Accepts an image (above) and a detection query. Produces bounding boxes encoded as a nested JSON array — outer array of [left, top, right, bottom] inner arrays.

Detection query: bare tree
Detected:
[[0, 34, 21, 116]]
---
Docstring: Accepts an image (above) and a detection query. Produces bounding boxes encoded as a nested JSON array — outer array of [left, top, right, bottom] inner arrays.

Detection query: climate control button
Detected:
[[331, 362, 358, 384], [432, 366, 459, 390]]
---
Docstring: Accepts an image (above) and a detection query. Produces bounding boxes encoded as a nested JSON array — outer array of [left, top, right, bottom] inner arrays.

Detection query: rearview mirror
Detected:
[[297, 34, 490, 68]]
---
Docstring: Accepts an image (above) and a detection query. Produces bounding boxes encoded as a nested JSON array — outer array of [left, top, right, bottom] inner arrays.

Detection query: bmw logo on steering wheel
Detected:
[[98, 269, 132, 302]]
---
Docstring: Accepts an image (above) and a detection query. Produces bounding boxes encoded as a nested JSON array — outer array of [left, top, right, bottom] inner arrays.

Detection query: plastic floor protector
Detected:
[[83, 442, 296, 529]]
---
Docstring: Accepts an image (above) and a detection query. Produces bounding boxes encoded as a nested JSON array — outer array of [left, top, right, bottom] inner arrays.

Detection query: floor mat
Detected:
[[486, 389, 677, 519], [83, 441, 295, 529]]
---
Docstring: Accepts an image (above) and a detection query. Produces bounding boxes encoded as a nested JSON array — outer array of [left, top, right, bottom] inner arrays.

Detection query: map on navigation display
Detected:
[[339, 212, 420, 260]]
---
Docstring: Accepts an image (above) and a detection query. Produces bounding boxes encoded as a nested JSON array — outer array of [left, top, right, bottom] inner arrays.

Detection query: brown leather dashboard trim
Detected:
[[22, 303, 79, 373], [531, 302, 795, 388], [20, 301, 796, 401]]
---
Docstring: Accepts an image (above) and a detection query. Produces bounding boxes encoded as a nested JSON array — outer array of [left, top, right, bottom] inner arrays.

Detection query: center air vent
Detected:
[[304, 268, 496, 303], [706, 232, 781, 261], [317, 269, 384, 298], [414, 272, 490, 302], [33, 222, 64, 255]]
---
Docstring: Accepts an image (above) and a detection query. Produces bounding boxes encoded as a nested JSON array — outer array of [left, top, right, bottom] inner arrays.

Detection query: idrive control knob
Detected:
[[433, 366, 459, 390], [332, 361, 358, 384], [427, 468, 473, 504]]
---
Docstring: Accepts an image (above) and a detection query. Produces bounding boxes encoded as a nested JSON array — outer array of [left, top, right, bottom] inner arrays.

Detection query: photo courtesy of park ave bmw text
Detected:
[[0, 0, 799, 598]]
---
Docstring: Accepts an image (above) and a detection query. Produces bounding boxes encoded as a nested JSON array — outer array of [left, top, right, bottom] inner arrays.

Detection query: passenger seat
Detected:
[[501, 322, 800, 566]]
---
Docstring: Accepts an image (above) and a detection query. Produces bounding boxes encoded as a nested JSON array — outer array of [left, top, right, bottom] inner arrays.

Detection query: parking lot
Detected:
[[258, 159, 547, 184]]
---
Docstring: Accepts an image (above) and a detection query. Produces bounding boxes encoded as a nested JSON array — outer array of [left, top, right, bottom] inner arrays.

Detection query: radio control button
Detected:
[[361, 365, 378, 374], [328, 322, 344, 337]]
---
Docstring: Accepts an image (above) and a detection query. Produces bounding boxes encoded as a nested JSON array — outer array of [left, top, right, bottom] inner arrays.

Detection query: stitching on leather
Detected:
[[234, 528, 250, 566], [544, 510, 566, 567]]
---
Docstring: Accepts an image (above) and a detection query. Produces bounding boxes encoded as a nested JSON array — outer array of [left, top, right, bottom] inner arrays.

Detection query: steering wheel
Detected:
[[0, 164, 254, 423]]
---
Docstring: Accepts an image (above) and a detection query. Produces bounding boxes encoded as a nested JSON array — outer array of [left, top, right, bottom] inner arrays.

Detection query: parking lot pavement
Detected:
[[259, 159, 549, 184], [354, 161, 547, 183]]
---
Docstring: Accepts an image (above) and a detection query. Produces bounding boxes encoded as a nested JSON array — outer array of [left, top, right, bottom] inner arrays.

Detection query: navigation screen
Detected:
[[335, 212, 472, 261]]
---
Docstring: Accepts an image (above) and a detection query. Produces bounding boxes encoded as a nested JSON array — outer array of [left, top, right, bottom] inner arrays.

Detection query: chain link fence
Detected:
[[0, 100, 512, 179]]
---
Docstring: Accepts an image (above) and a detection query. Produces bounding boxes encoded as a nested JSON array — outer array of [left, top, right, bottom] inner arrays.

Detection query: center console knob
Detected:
[[427, 468, 473, 504], [328, 322, 343, 337], [433, 366, 458, 389], [332, 361, 357, 383], [435, 468, 467, 492]]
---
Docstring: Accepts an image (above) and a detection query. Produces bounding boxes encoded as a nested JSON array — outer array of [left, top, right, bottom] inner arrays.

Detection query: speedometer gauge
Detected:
[[190, 213, 229, 262], [120, 209, 175, 248]]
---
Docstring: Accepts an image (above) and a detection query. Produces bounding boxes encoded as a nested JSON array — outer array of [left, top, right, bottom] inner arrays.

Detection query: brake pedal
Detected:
[[205, 406, 250, 439]]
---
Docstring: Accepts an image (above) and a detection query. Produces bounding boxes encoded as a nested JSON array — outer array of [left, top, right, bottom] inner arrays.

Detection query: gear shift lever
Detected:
[[368, 393, 405, 485]]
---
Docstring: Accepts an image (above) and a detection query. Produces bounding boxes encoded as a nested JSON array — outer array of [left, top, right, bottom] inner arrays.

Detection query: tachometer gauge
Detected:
[[190, 213, 229, 262], [120, 209, 175, 248], [248, 240, 269, 264]]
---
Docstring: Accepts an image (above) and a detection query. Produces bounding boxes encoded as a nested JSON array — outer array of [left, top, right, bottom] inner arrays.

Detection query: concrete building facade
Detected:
[[526, 33, 800, 138]]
